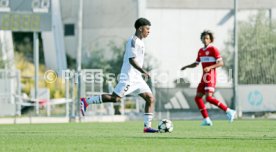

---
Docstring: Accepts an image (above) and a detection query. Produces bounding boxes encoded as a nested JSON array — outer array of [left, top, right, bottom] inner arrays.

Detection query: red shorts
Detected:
[[196, 74, 216, 94], [196, 82, 216, 94]]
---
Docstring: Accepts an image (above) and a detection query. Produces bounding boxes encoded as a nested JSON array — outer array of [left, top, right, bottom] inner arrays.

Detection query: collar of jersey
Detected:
[[202, 44, 213, 51], [133, 35, 142, 41]]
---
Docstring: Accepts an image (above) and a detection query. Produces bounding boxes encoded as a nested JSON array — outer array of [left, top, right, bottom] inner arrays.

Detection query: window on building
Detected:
[[64, 24, 75, 36]]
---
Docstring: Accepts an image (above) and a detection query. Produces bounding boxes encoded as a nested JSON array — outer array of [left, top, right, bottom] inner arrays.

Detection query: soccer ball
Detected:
[[158, 119, 173, 133]]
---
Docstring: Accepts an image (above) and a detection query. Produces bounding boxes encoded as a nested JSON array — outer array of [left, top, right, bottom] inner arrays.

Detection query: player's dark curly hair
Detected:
[[200, 30, 214, 42], [134, 18, 151, 29]]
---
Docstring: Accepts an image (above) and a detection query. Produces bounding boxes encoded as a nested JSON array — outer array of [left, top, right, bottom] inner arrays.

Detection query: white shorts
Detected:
[[113, 81, 152, 97]]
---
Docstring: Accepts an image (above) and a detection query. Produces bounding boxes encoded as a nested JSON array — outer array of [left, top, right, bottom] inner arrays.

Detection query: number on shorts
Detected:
[[124, 84, 130, 92]]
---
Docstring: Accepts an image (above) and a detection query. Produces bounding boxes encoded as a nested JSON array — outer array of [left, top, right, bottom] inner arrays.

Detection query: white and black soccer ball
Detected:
[[158, 119, 173, 133]]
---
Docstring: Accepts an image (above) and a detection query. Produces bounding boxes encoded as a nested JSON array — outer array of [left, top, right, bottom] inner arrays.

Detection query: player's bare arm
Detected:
[[204, 60, 224, 72], [129, 57, 150, 77], [180, 62, 199, 71]]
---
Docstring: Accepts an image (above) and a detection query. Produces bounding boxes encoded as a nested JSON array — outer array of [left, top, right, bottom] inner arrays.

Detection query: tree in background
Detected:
[[13, 32, 45, 63], [0, 58, 4, 68], [13, 33, 65, 99], [222, 11, 276, 84]]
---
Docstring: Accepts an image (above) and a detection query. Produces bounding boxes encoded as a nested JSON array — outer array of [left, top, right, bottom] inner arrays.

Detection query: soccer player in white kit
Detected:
[[80, 18, 158, 133]]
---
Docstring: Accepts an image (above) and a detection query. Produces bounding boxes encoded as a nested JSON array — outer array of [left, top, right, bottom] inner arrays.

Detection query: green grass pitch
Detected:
[[0, 120, 275, 152]]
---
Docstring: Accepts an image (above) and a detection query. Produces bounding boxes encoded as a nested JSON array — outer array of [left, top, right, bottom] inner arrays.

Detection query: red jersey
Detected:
[[195, 45, 222, 93], [195, 45, 222, 75]]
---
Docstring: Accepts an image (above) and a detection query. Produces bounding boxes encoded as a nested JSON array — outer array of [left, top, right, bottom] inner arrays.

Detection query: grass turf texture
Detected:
[[0, 120, 275, 152]]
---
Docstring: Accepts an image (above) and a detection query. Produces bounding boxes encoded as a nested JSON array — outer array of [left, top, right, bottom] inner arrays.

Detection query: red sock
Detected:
[[194, 96, 208, 118], [206, 96, 228, 111]]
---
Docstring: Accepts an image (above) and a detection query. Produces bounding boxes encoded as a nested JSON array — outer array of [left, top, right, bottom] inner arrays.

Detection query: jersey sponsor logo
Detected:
[[206, 51, 209, 55], [200, 56, 216, 63]]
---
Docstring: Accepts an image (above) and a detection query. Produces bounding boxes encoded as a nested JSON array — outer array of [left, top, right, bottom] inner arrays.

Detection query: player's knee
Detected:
[[115, 96, 121, 103], [150, 96, 155, 104], [111, 96, 121, 103], [146, 95, 155, 105], [205, 96, 213, 102], [194, 96, 202, 102]]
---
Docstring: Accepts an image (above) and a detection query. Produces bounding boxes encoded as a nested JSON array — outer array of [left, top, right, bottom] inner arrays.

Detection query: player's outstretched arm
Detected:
[[180, 62, 199, 71], [129, 57, 150, 77]]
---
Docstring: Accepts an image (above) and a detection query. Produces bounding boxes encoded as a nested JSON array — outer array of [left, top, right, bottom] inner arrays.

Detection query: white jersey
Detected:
[[119, 35, 145, 82]]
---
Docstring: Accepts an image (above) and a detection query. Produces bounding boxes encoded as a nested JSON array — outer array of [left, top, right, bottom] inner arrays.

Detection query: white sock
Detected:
[[86, 95, 103, 104], [205, 117, 211, 121], [226, 108, 231, 113], [144, 113, 153, 128]]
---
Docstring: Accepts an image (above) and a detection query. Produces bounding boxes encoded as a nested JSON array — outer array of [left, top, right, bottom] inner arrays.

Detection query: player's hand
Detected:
[[144, 72, 151, 78], [180, 66, 186, 71], [142, 72, 151, 80], [204, 67, 211, 72]]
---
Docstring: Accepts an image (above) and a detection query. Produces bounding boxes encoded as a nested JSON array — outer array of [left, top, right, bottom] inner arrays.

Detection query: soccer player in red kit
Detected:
[[181, 30, 236, 126]]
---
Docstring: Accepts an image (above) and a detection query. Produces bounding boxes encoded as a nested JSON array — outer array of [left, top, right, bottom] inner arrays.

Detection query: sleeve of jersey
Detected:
[[213, 47, 222, 62], [127, 39, 138, 58], [195, 51, 200, 63]]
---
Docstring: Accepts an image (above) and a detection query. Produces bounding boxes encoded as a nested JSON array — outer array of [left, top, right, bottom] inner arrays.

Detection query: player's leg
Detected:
[[139, 92, 158, 133], [80, 93, 121, 116], [195, 94, 213, 126], [205, 92, 228, 112], [195, 83, 213, 126], [85, 82, 129, 104], [195, 93, 209, 119], [137, 81, 158, 133], [204, 86, 236, 122], [80, 82, 129, 116], [204, 82, 228, 111], [139, 92, 155, 125]]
